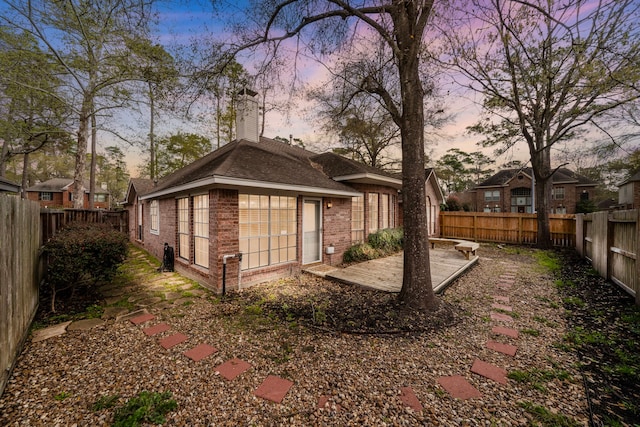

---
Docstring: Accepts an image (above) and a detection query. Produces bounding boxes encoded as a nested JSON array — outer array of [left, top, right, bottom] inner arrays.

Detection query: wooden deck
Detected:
[[304, 249, 478, 293]]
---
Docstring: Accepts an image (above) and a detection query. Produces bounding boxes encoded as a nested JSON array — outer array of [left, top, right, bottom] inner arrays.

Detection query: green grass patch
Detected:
[[508, 368, 571, 392], [518, 401, 581, 426], [534, 250, 561, 273], [112, 391, 177, 427], [562, 296, 585, 308], [521, 328, 540, 337], [54, 391, 71, 401], [92, 394, 120, 411]]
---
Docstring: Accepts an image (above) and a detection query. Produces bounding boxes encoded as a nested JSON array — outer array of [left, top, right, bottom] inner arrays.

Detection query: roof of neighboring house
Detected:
[[476, 167, 597, 188], [25, 178, 109, 193], [141, 138, 373, 200], [0, 176, 20, 193], [619, 170, 640, 186]]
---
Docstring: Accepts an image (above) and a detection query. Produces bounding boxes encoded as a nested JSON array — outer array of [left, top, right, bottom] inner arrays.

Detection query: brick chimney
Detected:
[[236, 88, 259, 143]]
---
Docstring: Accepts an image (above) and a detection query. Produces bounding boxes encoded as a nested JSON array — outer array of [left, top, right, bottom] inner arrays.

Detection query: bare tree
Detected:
[[441, 0, 640, 247], [218, 1, 440, 311]]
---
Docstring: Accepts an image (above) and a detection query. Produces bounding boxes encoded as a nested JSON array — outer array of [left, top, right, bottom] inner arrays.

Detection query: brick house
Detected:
[[25, 178, 110, 209], [618, 170, 640, 209], [124, 90, 442, 293], [466, 167, 596, 214]]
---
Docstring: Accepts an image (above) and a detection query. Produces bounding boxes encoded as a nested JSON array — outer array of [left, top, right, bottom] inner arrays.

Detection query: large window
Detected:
[[510, 188, 532, 213], [150, 200, 159, 234], [552, 186, 565, 200], [94, 194, 107, 202], [351, 196, 364, 243], [485, 190, 500, 202], [177, 197, 189, 260], [381, 194, 390, 229], [390, 195, 396, 228], [40, 192, 53, 201], [193, 194, 209, 268], [239, 194, 297, 270], [368, 193, 379, 233]]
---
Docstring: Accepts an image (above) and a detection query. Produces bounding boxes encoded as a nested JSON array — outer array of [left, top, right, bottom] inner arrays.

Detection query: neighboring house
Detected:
[[25, 178, 110, 209], [618, 170, 640, 209], [465, 167, 596, 214], [124, 90, 441, 293], [0, 177, 20, 193]]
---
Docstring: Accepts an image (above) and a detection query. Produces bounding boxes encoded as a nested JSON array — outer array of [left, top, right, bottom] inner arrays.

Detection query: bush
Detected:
[[367, 228, 403, 252], [43, 222, 128, 312], [343, 228, 403, 264], [112, 391, 177, 426]]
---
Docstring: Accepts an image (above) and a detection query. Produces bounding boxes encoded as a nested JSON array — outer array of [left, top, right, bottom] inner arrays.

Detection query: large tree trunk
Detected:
[[531, 147, 553, 249], [20, 152, 29, 199], [395, 2, 438, 311], [149, 81, 156, 180], [89, 108, 97, 209], [73, 93, 91, 209]]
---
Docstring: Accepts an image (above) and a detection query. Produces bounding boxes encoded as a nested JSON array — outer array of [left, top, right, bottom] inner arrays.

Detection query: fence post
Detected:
[[636, 210, 640, 306]]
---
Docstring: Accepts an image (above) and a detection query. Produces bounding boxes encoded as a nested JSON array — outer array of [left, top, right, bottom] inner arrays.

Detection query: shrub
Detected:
[[43, 222, 128, 312], [343, 228, 403, 264], [367, 228, 403, 252], [112, 391, 177, 426]]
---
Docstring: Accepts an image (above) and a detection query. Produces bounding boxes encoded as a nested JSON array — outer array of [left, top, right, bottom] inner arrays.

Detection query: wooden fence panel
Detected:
[[0, 195, 41, 397], [439, 212, 575, 247], [589, 211, 609, 278], [609, 210, 638, 297]]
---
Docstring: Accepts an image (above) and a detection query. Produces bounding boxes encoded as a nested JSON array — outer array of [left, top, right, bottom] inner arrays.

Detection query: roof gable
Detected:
[[477, 167, 596, 188]]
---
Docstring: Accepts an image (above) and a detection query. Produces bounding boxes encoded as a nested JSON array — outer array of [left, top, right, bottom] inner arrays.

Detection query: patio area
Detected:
[[304, 247, 479, 293]]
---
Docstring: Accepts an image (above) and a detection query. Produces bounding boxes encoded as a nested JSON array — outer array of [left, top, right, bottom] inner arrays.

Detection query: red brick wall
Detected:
[[322, 197, 351, 266]]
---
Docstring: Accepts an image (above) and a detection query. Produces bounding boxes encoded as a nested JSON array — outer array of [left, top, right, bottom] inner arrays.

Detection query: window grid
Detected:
[[150, 200, 159, 233], [239, 194, 297, 271], [351, 196, 365, 243], [368, 193, 379, 233], [552, 186, 565, 200], [390, 195, 396, 228], [40, 192, 53, 201], [193, 194, 209, 268], [177, 197, 189, 260], [381, 194, 389, 229], [484, 190, 500, 202]]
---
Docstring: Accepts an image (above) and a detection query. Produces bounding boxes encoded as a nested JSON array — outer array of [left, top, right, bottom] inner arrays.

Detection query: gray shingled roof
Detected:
[[619, 170, 640, 186], [0, 176, 20, 192], [477, 167, 596, 188], [144, 137, 367, 198]]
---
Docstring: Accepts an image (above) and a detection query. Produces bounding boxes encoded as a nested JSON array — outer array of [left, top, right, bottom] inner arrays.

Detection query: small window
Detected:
[[150, 200, 159, 234], [484, 190, 500, 202], [94, 194, 106, 202], [351, 196, 364, 244], [40, 192, 53, 201], [368, 193, 379, 233], [552, 187, 565, 200]]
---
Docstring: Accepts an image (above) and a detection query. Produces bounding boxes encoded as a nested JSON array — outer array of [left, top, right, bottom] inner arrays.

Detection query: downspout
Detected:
[[222, 253, 243, 296]]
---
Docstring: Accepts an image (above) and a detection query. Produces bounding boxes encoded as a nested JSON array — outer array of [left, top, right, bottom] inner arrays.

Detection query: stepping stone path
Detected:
[[436, 269, 520, 399]]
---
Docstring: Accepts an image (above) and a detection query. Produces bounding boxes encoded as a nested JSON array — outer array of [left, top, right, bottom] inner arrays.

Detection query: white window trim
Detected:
[[150, 200, 159, 235]]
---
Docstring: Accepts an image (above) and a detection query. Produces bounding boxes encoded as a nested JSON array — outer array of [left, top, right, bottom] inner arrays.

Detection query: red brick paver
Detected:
[[254, 375, 293, 403], [486, 340, 518, 356], [159, 333, 188, 349], [491, 312, 514, 323], [183, 344, 218, 361], [493, 295, 510, 303], [399, 387, 423, 412], [130, 313, 155, 325], [492, 326, 519, 339], [437, 376, 482, 400], [215, 358, 252, 380], [471, 359, 508, 384], [491, 303, 513, 312], [143, 323, 170, 336], [496, 282, 513, 290]]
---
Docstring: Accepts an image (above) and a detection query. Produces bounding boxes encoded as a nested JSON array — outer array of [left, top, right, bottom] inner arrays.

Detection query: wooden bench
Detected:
[[454, 241, 480, 260], [429, 237, 479, 260]]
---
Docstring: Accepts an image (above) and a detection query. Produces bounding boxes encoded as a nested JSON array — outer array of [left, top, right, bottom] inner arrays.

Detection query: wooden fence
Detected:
[[0, 195, 41, 397], [439, 211, 576, 247], [576, 210, 639, 305], [41, 208, 128, 242]]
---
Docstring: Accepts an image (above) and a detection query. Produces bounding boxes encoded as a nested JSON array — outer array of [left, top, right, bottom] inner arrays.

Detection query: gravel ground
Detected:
[[0, 245, 592, 426]]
